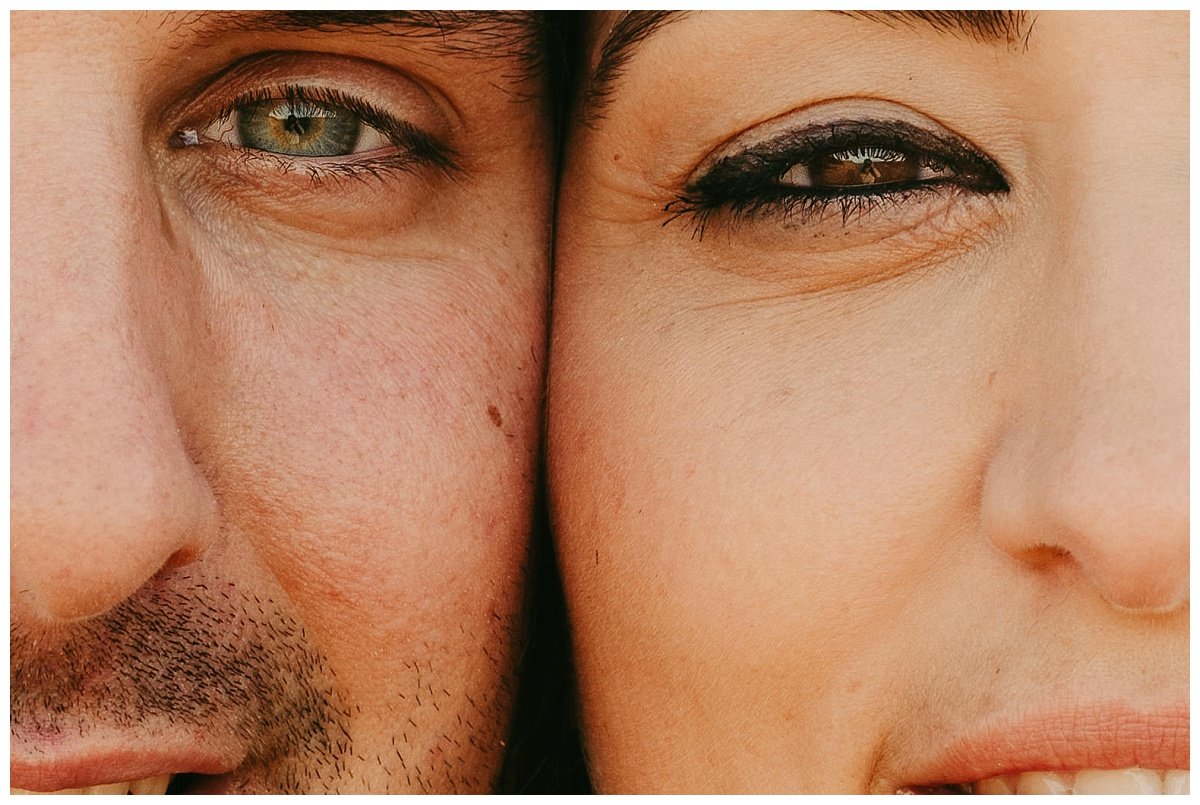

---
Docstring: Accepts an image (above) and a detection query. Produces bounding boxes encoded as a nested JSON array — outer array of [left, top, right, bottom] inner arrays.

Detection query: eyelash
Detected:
[[178, 84, 458, 182], [664, 119, 1008, 239]]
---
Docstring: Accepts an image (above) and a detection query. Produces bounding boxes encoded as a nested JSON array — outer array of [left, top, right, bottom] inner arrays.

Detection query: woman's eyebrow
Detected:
[[836, 11, 1036, 50], [162, 10, 550, 82], [584, 10, 1036, 120], [586, 11, 687, 122]]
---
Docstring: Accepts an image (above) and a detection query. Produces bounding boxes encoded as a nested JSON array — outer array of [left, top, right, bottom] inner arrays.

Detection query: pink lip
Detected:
[[903, 702, 1189, 787], [10, 731, 240, 792]]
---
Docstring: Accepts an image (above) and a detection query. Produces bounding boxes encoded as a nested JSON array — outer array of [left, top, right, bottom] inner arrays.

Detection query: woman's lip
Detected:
[[897, 702, 1189, 788], [10, 732, 240, 792]]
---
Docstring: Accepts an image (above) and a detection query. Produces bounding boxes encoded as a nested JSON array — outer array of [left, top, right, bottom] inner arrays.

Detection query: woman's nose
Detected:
[[980, 40, 1187, 614]]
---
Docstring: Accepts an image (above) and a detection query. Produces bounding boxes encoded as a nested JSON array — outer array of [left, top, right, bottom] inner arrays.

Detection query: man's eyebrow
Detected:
[[583, 10, 1034, 120], [165, 11, 550, 85]]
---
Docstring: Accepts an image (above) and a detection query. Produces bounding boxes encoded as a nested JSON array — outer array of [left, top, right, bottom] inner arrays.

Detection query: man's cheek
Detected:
[[204, 255, 541, 644]]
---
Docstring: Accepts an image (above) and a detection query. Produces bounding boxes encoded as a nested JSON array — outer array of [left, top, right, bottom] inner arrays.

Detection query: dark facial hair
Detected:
[[11, 564, 351, 793]]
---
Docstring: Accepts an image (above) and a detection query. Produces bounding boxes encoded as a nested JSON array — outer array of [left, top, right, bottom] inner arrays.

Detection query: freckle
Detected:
[[987, 370, 998, 387], [486, 404, 503, 429]]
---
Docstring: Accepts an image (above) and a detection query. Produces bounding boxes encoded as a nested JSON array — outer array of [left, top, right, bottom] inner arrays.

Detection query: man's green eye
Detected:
[[236, 98, 363, 157], [198, 92, 397, 158]]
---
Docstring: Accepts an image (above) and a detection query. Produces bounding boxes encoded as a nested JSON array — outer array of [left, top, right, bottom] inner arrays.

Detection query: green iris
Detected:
[[236, 99, 361, 157]]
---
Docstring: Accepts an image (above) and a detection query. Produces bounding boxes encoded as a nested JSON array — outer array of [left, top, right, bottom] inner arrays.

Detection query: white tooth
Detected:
[[129, 775, 173, 795], [974, 775, 1016, 794], [83, 782, 131, 794], [10, 775, 173, 796], [1016, 771, 1073, 794], [1163, 770, 1189, 795], [1074, 767, 1163, 794]]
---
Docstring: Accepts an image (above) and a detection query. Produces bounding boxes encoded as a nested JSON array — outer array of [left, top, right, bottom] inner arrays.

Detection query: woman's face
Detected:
[[549, 11, 1187, 794]]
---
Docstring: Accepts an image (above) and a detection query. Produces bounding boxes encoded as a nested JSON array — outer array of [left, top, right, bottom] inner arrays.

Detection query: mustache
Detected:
[[11, 565, 350, 790]]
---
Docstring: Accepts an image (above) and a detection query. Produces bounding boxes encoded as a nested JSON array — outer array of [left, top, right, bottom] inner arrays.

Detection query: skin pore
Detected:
[[549, 11, 1187, 793], [12, 11, 552, 793]]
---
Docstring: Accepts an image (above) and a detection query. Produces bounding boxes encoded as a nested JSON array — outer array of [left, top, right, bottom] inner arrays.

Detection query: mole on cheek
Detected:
[[486, 404, 503, 429]]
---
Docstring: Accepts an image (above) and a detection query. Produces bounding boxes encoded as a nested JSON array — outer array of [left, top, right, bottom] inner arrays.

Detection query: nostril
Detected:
[[981, 426, 1188, 617], [1039, 533, 1190, 615], [161, 546, 203, 574], [1009, 542, 1073, 568], [13, 476, 218, 624]]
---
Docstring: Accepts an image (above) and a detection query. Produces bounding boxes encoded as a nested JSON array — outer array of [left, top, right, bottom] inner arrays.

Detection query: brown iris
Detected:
[[810, 147, 925, 187]]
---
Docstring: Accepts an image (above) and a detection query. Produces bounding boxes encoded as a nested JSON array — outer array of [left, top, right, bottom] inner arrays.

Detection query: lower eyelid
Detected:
[[679, 189, 1008, 297], [200, 95, 398, 157], [667, 174, 1004, 257], [765, 183, 954, 230]]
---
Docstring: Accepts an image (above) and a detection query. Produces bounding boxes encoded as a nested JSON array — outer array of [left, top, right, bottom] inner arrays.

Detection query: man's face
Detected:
[[11, 11, 551, 793], [549, 11, 1188, 793]]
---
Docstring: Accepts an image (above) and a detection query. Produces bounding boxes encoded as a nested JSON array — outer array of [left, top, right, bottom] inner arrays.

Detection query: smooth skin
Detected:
[[549, 11, 1187, 793]]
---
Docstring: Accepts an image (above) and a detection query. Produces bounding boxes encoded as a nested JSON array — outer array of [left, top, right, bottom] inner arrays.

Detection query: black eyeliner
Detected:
[[665, 118, 1008, 237]]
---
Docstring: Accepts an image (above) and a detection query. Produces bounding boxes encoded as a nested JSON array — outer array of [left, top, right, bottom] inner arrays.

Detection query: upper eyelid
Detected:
[[698, 121, 993, 177], [209, 85, 401, 138], [676, 97, 1009, 188], [194, 86, 461, 173], [160, 54, 463, 175], [161, 51, 454, 144]]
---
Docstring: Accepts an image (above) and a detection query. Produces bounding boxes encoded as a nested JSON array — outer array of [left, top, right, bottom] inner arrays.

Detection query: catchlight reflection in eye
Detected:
[[237, 98, 377, 157], [212, 96, 392, 158], [783, 147, 951, 189], [665, 100, 1010, 236]]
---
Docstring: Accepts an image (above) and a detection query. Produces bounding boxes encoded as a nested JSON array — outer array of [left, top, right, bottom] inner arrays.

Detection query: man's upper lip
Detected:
[[898, 702, 1189, 788], [10, 731, 239, 792]]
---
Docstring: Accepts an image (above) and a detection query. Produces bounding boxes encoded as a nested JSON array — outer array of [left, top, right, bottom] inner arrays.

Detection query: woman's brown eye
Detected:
[[780, 147, 950, 189]]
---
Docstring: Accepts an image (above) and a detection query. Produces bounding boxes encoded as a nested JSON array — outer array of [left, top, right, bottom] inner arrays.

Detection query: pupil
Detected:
[[813, 148, 919, 187], [235, 98, 361, 157], [283, 115, 310, 136]]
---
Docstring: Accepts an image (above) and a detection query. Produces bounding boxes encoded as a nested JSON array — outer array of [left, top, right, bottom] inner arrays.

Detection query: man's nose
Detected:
[[979, 78, 1187, 614], [11, 29, 219, 623]]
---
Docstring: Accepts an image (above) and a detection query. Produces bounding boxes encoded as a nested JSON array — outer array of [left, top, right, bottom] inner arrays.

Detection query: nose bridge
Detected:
[[13, 21, 150, 327], [1043, 157, 1187, 507], [12, 20, 216, 623], [1045, 41, 1187, 514], [983, 47, 1188, 613]]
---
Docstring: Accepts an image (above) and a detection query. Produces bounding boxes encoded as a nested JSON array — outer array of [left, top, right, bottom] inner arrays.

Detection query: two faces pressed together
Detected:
[[11, 11, 1188, 795]]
